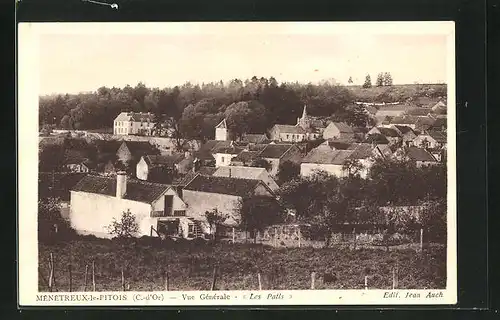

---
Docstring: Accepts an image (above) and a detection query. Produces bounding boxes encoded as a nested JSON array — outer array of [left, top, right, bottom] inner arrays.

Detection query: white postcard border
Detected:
[[17, 21, 457, 307]]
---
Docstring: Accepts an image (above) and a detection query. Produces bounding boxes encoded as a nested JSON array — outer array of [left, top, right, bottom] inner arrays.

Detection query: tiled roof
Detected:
[[241, 133, 270, 144], [183, 175, 265, 197], [231, 150, 260, 163], [272, 124, 306, 134], [329, 122, 354, 133], [364, 134, 390, 145], [347, 143, 376, 159], [406, 147, 437, 162], [393, 125, 415, 135], [258, 144, 294, 159], [71, 174, 170, 204], [95, 140, 123, 154], [430, 118, 447, 128], [64, 149, 88, 164], [324, 140, 352, 150], [406, 108, 431, 116], [213, 166, 267, 180], [215, 146, 244, 155], [114, 112, 156, 122], [390, 116, 419, 125], [172, 172, 199, 186], [301, 148, 353, 165], [197, 166, 217, 176], [427, 130, 447, 143], [122, 141, 159, 157], [377, 127, 401, 138], [144, 154, 184, 167]]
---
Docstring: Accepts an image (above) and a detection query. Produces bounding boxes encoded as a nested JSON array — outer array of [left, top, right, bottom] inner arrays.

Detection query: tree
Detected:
[[348, 76, 353, 85], [362, 74, 372, 88], [276, 160, 300, 184], [376, 73, 384, 87], [342, 158, 364, 177], [38, 197, 71, 241], [205, 208, 229, 243], [239, 195, 284, 243], [383, 72, 393, 86], [250, 158, 271, 171], [341, 104, 371, 127], [106, 209, 139, 238], [420, 197, 446, 243]]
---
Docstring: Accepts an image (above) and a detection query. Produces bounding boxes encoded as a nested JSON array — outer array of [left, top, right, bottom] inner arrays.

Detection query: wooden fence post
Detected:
[[353, 228, 357, 250], [84, 264, 88, 291], [257, 273, 262, 290], [68, 264, 72, 292], [420, 228, 424, 252], [210, 266, 217, 291], [232, 227, 235, 244], [121, 268, 125, 291], [92, 260, 96, 292], [48, 255, 53, 292], [310, 272, 316, 289], [49, 253, 57, 291], [164, 270, 170, 291], [364, 276, 368, 290]]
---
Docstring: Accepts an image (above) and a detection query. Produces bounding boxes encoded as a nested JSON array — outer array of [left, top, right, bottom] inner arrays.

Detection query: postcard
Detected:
[[18, 21, 456, 306]]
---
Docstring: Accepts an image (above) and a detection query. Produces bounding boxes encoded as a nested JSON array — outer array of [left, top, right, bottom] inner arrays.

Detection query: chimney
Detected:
[[116, 171, 127, 199]]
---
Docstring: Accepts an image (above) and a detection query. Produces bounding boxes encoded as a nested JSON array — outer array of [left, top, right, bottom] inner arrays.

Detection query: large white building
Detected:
[[114, 112, 156, 136]]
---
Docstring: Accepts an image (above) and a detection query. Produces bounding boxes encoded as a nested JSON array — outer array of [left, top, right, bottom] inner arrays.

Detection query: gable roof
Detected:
[[143, 154, 184, 167], [426, 130, 447, 143], [347, 143, 377, 159], [241, 133, 270, 144], [215, 119, 227, 129], [214, 146, 244, 155], [389, 116, 419, 125], [258, 144, 295, 159], [183, 175, 269, 197], [197, 166, 217, 176], [430, 117, 447, 128], [121, 141, 159, 157], [302, 148, 353, 165], [393, 125, 415, 135], [115, 112, 155, 123], [213, 166, 267, 180], [376, 127, 401, 138], [329, 122, 354, 133], [71, 175, 170, 204], [363, 134, 390, 145], [231, 150, 260, 163], [406, 147, 437, 162], [406, 108, 431, 116], [324, 140, 352, 150], [272, 124, 306, 134]]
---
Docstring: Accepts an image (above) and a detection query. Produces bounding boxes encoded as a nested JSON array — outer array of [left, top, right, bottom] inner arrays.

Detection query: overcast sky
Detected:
[[37, 22, 452, 95]]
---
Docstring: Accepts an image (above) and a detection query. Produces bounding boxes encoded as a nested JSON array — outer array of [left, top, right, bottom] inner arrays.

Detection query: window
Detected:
[[188, 224, 194, 233], [287, 134, 290, 139], [173, 210, 186, 217], [221, 156, 225, 163]]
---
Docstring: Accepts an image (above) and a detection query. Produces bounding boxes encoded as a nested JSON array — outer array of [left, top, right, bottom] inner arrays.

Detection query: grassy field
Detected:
[[39, 237, 446, 292]]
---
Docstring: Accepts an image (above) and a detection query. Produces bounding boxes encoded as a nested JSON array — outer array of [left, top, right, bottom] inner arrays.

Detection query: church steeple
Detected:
[[302, 105, 308, 119]]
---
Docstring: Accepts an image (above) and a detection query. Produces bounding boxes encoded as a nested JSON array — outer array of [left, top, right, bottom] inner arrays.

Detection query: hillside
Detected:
[[346, 84, 447, 103]]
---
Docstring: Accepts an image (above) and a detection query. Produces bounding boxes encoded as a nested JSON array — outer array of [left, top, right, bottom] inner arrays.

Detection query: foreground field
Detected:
[[39, 238, 446, 292]]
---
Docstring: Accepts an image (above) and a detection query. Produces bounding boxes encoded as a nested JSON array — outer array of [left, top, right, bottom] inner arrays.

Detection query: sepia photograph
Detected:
[[18, 21, 456, 306]]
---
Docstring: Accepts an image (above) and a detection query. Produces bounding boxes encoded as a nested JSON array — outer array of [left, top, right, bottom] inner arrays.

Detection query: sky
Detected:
[[36, 22, 452, 95]]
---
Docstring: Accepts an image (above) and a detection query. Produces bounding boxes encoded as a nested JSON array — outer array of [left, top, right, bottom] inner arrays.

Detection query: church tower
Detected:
[[297, 105, 311, 130]]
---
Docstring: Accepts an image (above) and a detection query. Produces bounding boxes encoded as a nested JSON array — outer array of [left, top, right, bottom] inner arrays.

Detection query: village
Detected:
[[38, 95, 447, 247]]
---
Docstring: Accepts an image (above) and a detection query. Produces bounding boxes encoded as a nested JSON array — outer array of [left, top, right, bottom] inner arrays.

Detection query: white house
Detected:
[[113, 112, 156, 136], [215, 119, 229, 141], [300, 145, 353, 178], [182, 174, 276, 234], [69, 172, 195, 238], [412, 131, 447, 149], [212, 166, 280, 192], [322, 122, 355, 141], [213, 143, 244, 167]]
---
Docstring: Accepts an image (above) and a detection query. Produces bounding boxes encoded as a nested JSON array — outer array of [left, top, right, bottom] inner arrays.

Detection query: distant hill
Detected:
[[345, 84, 447, 104]]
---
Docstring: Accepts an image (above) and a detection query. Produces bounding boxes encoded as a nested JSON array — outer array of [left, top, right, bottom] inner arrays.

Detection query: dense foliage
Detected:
[[39, 78, 446, 141]]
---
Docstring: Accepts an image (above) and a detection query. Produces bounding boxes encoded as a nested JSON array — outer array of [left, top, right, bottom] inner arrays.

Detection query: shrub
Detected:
[[106, 209, 139, 238]]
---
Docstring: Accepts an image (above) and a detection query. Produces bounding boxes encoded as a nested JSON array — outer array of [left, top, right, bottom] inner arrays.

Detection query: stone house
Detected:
[[255, 143, 304, 176], [113, 112, 156, 136], [212, 166, 280, 192], [322, 122, 355, 141]]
